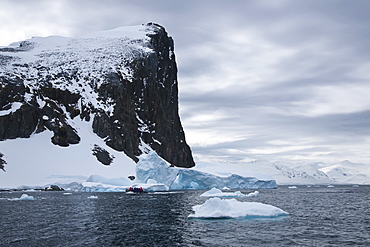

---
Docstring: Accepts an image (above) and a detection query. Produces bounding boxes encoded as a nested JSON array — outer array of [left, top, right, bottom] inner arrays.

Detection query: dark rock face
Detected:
[[0, 152, 6, 171], [44, 185, 64, 191], [0, 23, 195, 170], [92, 144, 114, 166]]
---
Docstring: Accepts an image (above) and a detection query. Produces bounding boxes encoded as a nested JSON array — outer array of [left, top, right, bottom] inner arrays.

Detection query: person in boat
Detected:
[[126, 187, 144, 192]]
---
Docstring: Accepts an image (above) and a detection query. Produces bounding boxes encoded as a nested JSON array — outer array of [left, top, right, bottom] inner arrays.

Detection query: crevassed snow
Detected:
[[188, 197, 289, 219]]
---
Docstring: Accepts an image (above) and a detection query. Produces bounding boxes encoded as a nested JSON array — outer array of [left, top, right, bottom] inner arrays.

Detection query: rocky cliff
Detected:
[[0, 23, 195, 170]]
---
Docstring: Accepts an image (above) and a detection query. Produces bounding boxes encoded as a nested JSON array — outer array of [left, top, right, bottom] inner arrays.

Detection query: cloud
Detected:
[[1, 0, 370, 164]]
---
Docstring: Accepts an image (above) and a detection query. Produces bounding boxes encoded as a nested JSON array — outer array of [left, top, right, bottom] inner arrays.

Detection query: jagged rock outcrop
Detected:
[[0, 23, 195, 169], [0, 152, 6, 171], [44, 185, 64, 191]]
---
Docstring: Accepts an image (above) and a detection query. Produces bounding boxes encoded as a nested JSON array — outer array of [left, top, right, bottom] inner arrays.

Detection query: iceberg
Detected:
[[8, 194, 35, 201], [82, 175, 132, 192], [188, 197, 289, 219], [81, 151, 277, 192], [82, 182, 128, 192], [136, 151, 277, 190], [200, 188, 246, 198], [246, 191, 259, 197], [200, 188, 260, 198], [87, 195, 98, 199]]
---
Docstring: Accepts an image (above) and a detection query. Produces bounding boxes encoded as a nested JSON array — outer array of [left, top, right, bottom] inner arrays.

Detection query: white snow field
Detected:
[[188, 197, 289, 219], [0, 119, 137, 188]]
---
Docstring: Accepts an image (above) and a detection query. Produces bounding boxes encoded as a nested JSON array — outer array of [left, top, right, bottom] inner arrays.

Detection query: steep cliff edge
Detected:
[[0, 23, 195, 170]]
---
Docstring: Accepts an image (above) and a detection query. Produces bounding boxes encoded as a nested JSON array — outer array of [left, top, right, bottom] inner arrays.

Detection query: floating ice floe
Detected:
[[200, 188, 246, 198], [87, 195, 98, 199], [288, 186, 297, 189], [8, 194, 35, 201], [188, 197, 288, 219], [246, 191, 260, 197]]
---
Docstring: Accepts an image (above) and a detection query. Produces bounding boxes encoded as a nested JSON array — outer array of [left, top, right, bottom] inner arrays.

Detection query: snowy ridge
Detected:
[[0, 22, 195, 189], [0, 25, 155, 117], [319, 160, 370, 184]]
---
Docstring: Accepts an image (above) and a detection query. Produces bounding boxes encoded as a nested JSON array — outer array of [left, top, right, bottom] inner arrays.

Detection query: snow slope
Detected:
[[319, 160, 370, 184], [0, 119, 136, 188]]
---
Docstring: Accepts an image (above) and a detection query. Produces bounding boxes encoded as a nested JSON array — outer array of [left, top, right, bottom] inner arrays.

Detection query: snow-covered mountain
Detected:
[[0, 23, 196, 187], [0, 23, 194, 166], [196, 159, 370, 185], [319, 160, 370, 184], [1, 23, 368, 189]]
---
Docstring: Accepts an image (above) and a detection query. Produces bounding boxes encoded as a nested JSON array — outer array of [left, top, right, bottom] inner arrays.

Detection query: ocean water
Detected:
[[1, 185, 369, 247]]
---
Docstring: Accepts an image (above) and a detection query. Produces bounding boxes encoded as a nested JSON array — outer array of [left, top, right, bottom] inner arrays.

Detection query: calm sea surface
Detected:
[[1, 185, 369, 246]]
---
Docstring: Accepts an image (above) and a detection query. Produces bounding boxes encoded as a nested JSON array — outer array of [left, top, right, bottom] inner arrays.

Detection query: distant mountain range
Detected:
[[195, 159, 370, 185], [238, 159, 370, 185]]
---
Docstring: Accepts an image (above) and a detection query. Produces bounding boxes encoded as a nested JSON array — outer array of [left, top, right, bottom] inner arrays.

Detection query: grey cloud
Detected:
[[1, 0, 370, 164]]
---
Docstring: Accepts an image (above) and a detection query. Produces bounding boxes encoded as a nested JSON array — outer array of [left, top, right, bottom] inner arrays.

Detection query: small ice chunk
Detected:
[[288, 186, 297, 189], [8, 194, 35, 201], [200, 188, 245, 198], [189, 197, 289, 219], [88, 195, 98, 199], [246, 191, 259, 197]]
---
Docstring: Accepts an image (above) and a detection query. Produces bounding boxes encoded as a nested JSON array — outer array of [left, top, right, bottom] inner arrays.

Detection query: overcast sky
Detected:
[[1, 0, 370, 165]]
